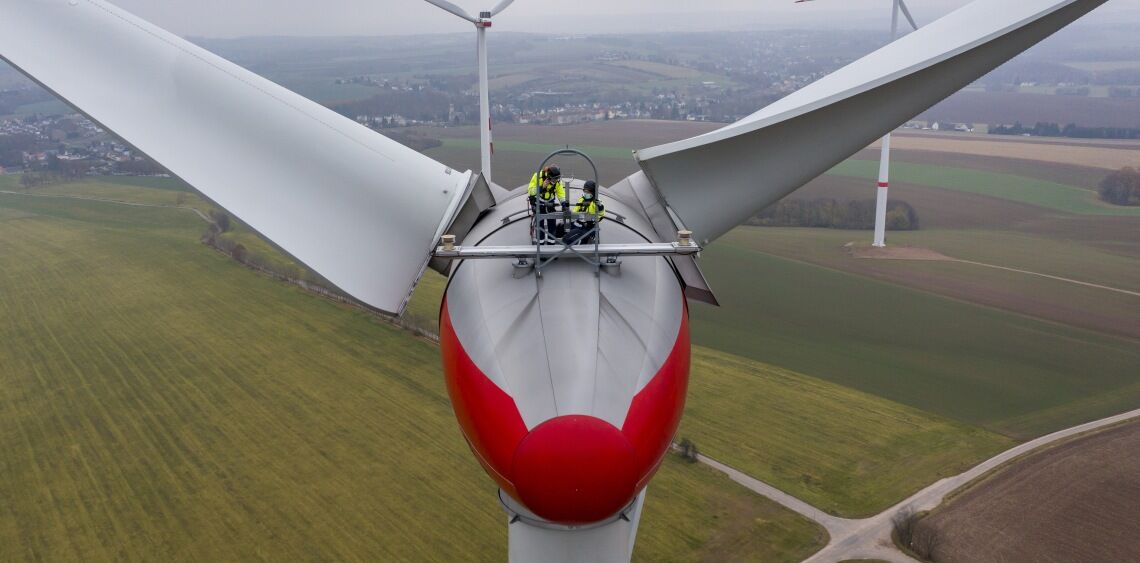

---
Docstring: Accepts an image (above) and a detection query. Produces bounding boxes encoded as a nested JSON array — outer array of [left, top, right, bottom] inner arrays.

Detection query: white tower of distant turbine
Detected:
[[796, 0, 919, 246], [873, 0, 920, 247], [423, 0, 516, 183]]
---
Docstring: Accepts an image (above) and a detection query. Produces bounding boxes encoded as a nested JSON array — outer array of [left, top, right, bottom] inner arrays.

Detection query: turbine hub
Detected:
[[512, 415, 638, 524]]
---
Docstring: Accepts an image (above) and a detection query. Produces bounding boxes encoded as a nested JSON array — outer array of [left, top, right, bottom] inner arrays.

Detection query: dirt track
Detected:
[[922, 421, 1140, 563]]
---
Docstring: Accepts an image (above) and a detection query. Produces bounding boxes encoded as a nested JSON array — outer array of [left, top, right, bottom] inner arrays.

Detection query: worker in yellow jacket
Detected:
[[528, 166, 568, 244], [563, 180, 605, 245]]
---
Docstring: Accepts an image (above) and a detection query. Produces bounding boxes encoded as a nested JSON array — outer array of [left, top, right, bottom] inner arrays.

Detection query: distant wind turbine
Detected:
[[422, 0, 517, 183], [798, 0, 920, 246]]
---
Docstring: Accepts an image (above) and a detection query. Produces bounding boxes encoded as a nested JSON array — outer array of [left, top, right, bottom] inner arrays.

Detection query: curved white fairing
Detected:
[[446, 191, 683, 430], [0, 0, 471, 314], [634, 0, 1108, 245]]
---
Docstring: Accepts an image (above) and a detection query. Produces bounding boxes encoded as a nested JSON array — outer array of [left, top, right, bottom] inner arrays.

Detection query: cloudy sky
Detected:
[[110, 0, 1140, 37]]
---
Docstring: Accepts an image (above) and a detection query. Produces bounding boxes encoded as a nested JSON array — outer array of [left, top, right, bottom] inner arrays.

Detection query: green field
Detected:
[[744, 227, 1140, 296], [728, 227, 1140, 340], [27, 179, 212, 214], [0, 188, 825, 561], [681, 346, 1014, 517], [690, 236, 1140, 440], [439, 137, 636, 161], [831, 159, 1140, 216]]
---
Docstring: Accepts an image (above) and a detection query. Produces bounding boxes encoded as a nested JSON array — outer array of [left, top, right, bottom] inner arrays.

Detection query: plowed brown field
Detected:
[[922, 420, 1140, 563]]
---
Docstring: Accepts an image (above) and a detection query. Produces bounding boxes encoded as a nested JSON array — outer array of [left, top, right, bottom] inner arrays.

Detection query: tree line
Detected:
[[746, 198, 919, 231], [990, 121, 1140, 140], [1099, 167, 1140, 206], [199, 211, 440, 339]]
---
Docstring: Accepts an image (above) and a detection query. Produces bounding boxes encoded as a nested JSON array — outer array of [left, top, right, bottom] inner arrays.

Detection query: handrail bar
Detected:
[[433, 242, 699, 259]]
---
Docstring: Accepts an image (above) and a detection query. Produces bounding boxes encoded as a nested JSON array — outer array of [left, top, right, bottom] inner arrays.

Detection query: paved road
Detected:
[[0, 189, 213, 223], [699, 407, 1140, 562]]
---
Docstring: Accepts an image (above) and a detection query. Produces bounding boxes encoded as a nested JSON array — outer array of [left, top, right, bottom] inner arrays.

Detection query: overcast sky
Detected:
[[110, 0, 1140, 37]]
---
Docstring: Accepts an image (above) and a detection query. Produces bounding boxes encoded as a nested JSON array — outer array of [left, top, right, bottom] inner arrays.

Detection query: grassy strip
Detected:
[[831, 159, 1140, 216], [681, 346, 1014, 517]]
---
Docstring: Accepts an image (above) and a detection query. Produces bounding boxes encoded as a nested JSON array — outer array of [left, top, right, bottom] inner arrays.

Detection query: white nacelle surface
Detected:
[[445, 187, 684, 429]]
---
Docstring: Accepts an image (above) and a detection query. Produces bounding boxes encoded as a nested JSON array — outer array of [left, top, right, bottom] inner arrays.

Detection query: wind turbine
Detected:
[[798, 0, 920, 247], [0, 0, 1108, 560], [422, 0, 516, 183], [873, 0, 920, 247]]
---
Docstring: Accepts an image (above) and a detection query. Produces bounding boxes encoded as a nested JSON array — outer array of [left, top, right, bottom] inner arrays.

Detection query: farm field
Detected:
[[744, 227, 1140, 293], [689, 242, 1140, 440], [828, 158, 1140, 216], [851, 147, 1114, 190], [0, 190, 827, 562], [791, 173, 1140, 257], [725, 227, 1140, 340], [921, 420, 1140, 563], [3, 177, 212, 214], [917, 90, 1140, 130], [679, 347, 1014, 517], [887, 130, 1140, 169]]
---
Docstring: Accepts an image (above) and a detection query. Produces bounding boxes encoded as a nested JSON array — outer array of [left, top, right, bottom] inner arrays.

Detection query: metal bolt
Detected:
[[677, 230, 693, 246], [442, 234, 456, 251]]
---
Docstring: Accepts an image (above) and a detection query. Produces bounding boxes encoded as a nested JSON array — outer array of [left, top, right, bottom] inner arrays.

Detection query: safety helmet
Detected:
[[583, 180, 597, 193], [546, 166, 561, 179]]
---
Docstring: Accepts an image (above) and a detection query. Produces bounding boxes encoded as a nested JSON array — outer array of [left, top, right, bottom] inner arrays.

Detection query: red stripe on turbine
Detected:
[[440, 299, 528, 497], [878, 181, 889, 188], [622, 301, 691, 492], [440, 295, 692, 524]]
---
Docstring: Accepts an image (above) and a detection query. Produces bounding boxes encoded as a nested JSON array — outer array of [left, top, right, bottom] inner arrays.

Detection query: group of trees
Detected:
[[675, 438, 700, 463], [0, 133, 39, 167], [990, 121, 1140, 140], [198, 210, 442, 340], [1099, 167, 1140, 206], [746, 198, 920, 231], [19, 171, 60, 188], [892, 506, 942, 561]]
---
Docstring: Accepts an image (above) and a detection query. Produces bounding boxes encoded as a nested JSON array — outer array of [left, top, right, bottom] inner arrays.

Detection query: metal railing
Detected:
[[434, 146, 696, 276]]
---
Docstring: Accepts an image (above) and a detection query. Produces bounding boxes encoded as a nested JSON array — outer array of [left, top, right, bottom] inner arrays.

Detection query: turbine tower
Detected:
[[797, 0, 920, 246], [423, 0, 516, 183], [874, 0, 920, 247]]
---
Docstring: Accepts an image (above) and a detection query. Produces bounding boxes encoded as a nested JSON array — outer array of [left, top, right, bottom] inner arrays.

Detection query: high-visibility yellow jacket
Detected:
[[528, 171, 566, 202], [573, 196, 605, 223]]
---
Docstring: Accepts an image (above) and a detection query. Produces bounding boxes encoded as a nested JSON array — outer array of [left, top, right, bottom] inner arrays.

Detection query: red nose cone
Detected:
[[512, 415, 638, 524]]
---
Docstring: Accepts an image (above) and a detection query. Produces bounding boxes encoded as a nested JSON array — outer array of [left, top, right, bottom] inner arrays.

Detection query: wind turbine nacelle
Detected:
[[439, 189, 691, 525]]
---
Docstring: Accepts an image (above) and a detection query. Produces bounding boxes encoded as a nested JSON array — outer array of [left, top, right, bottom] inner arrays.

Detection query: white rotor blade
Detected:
[[490, 0, 516, 17], [899, 0, 920, 31], [634, 0, 1106, 245], [423, 0, 480, 22], [0, 0, 472, 315]]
